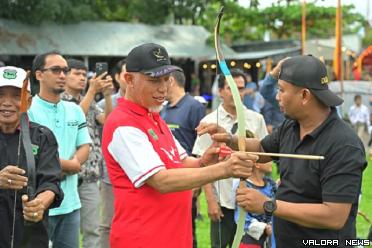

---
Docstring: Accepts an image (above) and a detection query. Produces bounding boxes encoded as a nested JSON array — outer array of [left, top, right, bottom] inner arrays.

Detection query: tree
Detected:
[[260, 3, 365, 39], [0, 0, 98, 24], [197, 1, 365, 44], [0, 0, 366, 44]]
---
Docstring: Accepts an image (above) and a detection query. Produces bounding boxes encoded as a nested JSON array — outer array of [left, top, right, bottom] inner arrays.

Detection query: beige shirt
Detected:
[[192, 104, 268, 209]]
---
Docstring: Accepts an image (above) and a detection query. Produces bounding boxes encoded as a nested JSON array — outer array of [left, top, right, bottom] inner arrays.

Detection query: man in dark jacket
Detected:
[[0, 66, 63, 248]]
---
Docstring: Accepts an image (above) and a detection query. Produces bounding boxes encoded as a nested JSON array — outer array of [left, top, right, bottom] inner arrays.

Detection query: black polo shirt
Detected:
[[261, 108, 367, 247], [0, 122, 63, 248]]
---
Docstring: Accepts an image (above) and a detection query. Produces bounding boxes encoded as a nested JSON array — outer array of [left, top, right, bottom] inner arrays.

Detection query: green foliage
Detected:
[[0, 0, 366, 43], [0, 0, 98, 24], [127, 0, 171, 24], [362, 26, 372, 48], [196, 1, 366, 45]]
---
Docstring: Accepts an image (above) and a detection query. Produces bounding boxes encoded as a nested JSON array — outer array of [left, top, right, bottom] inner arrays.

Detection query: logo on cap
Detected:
[[321, 76, 329, 84], [3, 69, 17, 80], [152, 48, 167, 62]]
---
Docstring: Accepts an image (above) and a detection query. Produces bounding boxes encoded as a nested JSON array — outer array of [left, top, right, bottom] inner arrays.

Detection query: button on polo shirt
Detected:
[[28, 95, 91, 216], [261, 108, 367, 246]]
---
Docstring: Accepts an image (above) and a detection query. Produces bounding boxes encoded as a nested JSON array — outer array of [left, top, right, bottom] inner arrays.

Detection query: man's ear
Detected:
[[119, 71, 127, 84], [124, 73, 134, 88], [301, 88, 312, 105], [35, 70, 42, 81]]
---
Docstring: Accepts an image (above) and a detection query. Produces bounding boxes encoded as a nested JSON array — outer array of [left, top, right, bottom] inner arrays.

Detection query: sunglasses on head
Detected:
[[40, 66, 70, 75]]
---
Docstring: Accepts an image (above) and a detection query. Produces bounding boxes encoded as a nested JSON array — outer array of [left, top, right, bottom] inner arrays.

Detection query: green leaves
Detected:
[[0, 0, 366, 42]]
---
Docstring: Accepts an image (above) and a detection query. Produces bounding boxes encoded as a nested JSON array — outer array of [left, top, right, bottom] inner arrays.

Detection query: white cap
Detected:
[[194, 95, 208, 105], [0, 66, 30, 91]]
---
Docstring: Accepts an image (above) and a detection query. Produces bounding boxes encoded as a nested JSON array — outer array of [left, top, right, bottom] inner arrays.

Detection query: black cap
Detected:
[[278, 55, 343, 107], [126, 43, 182, 77]]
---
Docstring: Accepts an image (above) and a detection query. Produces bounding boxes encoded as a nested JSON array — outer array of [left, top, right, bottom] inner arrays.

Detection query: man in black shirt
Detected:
[[198, 55, 367, 247], [0, 66, 63, 248]]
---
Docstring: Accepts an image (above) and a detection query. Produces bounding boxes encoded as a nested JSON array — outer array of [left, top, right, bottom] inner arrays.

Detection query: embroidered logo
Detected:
[[152, 48, 167, 62], [167, 124, 179, 130], [320, 76, 329, 84], [67, 120, 79, 127], [148, 129, 158, 140], [32, 144, 39, 155], [3, 69, 17, 80], [161, 147, 177, 161]]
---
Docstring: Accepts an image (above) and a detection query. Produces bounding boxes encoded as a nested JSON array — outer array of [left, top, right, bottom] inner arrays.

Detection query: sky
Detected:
[[238, 0, 372, 22]]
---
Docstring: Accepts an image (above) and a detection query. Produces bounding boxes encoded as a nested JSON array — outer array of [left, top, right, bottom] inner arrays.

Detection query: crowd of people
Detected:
[[0, 42, 369, 248]]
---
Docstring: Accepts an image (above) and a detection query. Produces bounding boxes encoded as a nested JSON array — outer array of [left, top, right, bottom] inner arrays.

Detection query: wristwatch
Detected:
[[263, 199, 277, 219]]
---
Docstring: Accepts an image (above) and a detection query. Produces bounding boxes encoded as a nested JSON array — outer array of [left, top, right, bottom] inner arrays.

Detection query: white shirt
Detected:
[[192, 104, 268, 209], [108, 126, 186, 188], [349, 104, 370, 126]]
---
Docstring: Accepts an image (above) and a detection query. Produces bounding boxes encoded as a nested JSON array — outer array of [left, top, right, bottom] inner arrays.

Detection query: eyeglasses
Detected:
[[40, 66, 70, 75]]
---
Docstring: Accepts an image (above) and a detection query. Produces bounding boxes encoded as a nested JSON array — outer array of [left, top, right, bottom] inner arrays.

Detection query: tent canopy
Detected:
[[0, 19, 236, 59]]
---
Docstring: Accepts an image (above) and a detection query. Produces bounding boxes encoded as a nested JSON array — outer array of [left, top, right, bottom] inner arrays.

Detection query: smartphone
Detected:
[[95, 62, 108, 77]]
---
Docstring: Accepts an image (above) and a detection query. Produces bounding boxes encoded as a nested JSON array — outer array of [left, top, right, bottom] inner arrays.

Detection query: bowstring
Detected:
[[10, 128, 22, 248], [215, 67, 222, 248], [10, 73, 29, 248]]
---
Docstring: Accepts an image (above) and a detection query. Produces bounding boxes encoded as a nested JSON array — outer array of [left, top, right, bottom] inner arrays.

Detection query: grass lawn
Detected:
[[195, 157, 372, 248]]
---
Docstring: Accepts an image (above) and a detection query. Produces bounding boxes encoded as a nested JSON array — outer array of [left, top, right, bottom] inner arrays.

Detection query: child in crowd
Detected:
[[233, 162, 277, 248]]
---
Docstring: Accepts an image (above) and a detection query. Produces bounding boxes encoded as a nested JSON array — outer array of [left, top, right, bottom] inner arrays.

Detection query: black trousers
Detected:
[[210, 207, 237, 248]]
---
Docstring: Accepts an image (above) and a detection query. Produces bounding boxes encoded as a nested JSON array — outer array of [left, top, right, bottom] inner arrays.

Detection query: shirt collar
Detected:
[[293, 107, 339, 139], [218, 104, 235, 122], [119, 98, 161, 120], [34, 95, 63, 109], [218, 104, 254, 123], [166, 93, 188, 109], [60, 92, 81, 103]]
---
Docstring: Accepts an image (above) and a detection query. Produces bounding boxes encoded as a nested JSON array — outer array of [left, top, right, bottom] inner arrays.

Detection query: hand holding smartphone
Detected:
[[95, 62, 108, 77]]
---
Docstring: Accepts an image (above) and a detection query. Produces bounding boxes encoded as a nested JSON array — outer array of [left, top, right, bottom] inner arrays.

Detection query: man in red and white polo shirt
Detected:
[[102, 43, 256, 248]]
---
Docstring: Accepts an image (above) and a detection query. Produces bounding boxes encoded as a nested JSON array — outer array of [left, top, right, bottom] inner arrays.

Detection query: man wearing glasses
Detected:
[[29, 51, 91, 248]]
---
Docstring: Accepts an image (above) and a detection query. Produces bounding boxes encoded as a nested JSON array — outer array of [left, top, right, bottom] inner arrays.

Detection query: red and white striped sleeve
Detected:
[[108, 126, 165, 188]]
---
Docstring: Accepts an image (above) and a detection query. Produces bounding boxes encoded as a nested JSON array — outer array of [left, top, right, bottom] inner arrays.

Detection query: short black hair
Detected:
[[217, 68, 247, 89], [67, 59, 87, 71], [170, 69, 185, 87], [114, 59, 126, 76], [111, 59, 126, 91], [32, 50, 62, 73]]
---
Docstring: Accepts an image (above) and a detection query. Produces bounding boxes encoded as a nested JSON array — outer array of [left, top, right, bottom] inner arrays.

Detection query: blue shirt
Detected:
[[160, 93, 206, 155], [261, 101, 284, 128], [259, 74, 280, 110], [243, 82, 265, 112], [28, 95, 91, 216], [97, 90, 123, 111], [233, 177, 277, 231]]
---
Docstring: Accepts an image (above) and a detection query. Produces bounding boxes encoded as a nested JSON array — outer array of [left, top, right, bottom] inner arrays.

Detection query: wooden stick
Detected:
[[245, 151, 325, 160]]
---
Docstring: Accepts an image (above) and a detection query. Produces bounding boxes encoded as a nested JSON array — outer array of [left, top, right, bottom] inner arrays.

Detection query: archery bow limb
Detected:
[[10, 73, 36, 247], [19, 73, 36, 204], [214, 6, 247, 248]]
